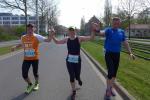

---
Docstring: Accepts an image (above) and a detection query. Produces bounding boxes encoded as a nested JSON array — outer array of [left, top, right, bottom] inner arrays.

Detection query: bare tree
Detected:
[[104, 0, 112, 27], [0, 0, 31, 32], [140, 0, 150, 9], [0, 0, 59, 33], [119, 0, 143, 39], [80, 16, 85, 35]]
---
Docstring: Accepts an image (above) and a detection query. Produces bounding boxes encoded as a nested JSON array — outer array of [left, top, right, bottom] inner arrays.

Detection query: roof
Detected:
[[0, 13, 12, 16], [127, 24, 150, 30]]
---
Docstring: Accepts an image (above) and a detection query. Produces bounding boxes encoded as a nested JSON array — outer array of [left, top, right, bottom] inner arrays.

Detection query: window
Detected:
[[0, 21, 2, 24], [3, 21, 10, 25], [29, 21, 36, 24], [12, 17, 19, 20], [12, 21, 19, 24], [20, 21, 25, 24], [20, 17, 25, 20], [0, 17, 1, 20], [3, 17, 10, 20], [29, 17, 36, 20], [137, 30, 141, 33], [132, 30, 135, 33]]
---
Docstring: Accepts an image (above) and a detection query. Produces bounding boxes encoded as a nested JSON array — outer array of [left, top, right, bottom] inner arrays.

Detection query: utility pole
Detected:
[[23, 0, 27, 33], [36, 0, 39, 34], [128, 0, 131, 40]]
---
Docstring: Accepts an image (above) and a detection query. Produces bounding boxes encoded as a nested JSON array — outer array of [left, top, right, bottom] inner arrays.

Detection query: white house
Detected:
[[126, 24, 150, 38], [0, 13, 36, 26]]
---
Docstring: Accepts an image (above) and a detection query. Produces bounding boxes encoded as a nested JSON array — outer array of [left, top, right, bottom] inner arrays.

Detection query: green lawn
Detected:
[[0, 46, 12, 56], [82, 41, 150, 100], [0, 46, 21, 56]]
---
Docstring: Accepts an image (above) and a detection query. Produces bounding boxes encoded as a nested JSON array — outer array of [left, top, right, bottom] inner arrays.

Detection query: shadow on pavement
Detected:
[[11, 93, 29, 100]]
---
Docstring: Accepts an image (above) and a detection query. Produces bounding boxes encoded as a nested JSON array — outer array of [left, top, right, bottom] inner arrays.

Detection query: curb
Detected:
[[0, 49, 23, 61], [81, 48, 136, 100]]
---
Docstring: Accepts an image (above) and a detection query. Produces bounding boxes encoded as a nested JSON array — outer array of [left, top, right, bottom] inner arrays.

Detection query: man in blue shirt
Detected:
[[92, 17, 135, 99]]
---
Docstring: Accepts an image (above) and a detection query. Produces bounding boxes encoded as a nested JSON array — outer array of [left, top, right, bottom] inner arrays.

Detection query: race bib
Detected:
[[67, 55, 79, 63], [24, 49, 35, 57]]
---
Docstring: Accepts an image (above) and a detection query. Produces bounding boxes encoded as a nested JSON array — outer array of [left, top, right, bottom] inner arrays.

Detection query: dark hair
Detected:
[[112, 17, 121, 21], [27, 24, 34, 28], [68, 27, 75, 31]]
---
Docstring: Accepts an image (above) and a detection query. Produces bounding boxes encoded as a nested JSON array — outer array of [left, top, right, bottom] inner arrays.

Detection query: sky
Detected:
[[57, 0, 119, 28], [0, 0, 119, 28]]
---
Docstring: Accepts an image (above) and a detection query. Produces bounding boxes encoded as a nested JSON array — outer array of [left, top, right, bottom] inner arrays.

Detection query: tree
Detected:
[[0, 0, 59, 33], [139, 0, 150, 9], [104, 0, 112, 27], [80, 16, 85, 35], [118, 0, 143, 39], [0, 0, 28, 31], [137, 8, 150, 24]]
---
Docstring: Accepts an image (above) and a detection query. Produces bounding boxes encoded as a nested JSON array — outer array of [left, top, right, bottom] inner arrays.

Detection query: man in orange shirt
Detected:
[[11, 24, 52, 93]]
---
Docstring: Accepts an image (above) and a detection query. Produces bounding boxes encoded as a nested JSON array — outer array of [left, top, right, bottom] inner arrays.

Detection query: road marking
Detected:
[[81, 51, 123, 100]]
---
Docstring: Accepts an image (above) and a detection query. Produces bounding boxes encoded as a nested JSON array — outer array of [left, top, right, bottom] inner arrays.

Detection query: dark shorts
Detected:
[[66, 57, 81, 82], [22, 60, 39, 79], [105, 52, 120, 79]]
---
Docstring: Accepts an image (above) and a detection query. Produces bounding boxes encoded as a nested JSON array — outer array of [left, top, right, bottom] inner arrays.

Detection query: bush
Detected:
[[14, 25, 26, 37], [0, 33, 18, 42]]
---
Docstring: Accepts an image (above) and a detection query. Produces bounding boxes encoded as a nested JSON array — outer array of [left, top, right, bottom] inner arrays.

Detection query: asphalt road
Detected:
[[0, 40, 20, 47], [0, 42, 122, 100]]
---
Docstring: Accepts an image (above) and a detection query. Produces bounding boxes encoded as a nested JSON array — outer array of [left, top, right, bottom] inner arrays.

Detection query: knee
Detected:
[[107, 74, 113, 80], [22, 73, 28, 79]]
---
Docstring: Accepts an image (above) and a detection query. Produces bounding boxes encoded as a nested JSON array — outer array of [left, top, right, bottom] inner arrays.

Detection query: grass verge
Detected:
[[82, 41, 150, 100]]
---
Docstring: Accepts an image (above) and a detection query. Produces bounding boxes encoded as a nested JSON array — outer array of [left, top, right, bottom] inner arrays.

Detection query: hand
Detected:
[[129, 53, 135, 60], [91, 22, 100, 32], [48, 28, 55, 37], [11, 46, 16, 52]]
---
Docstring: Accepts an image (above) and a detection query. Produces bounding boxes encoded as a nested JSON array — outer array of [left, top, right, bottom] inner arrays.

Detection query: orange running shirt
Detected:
[[21, 34, 46, 60]]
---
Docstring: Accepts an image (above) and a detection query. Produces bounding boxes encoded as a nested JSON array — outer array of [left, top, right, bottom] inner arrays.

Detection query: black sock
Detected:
[[28, 83, 32, 86]]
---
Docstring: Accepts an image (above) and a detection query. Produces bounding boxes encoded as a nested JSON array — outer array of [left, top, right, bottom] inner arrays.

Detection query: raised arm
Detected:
[[49, 28, 68, 44], [53, 37, 68, 44], [78, 32, 95, 42], [44, 34, 52, 42], [92, 22, 105, 36]]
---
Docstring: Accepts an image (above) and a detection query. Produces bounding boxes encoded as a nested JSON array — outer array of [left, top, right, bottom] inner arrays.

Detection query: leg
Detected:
[[22, 60, 32, 85], [32, 60, 39, 83], [74, 60, 82, 86], [66, 61, 76, 91], [105, 53, 115, 96], [110, 53, 120, 96]]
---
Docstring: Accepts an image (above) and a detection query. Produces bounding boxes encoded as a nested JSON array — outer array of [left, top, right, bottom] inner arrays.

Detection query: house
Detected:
[[0, 13, 36, 26], [126, 24, 150, 38], [84, 16, 101, 35]]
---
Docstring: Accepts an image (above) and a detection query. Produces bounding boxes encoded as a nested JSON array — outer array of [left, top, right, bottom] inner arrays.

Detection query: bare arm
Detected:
[[123, 40, 132, 54], [11, 43, 22, 51], [79, 32, 95, 42], [123, 40, 135, 60], [48, 27, 68, 44], [52, 36, 68, 44], [44, 34, 52, 42], [92, 22, 105, 36]]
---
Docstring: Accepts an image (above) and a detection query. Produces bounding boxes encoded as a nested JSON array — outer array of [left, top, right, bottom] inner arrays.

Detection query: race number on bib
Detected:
[[24, 49, 35, 57], [67, 55, 79, 63]]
